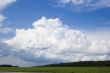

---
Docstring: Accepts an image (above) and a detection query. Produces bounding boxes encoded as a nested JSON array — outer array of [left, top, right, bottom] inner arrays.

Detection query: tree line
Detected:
[[42, 61, 110, 67], [1, 61, 110, 67], [0, 64, 19, 67]]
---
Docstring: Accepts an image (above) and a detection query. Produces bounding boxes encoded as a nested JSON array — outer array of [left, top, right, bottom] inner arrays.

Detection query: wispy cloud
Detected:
[[0, 0, 16, 10], [0, 15, 6, 23], [57, 0, 110, 11], [0, 15, 12, 33], [0, 15, 11, 33], [0, 0, 16, 34], [0, 27, 12, 33]]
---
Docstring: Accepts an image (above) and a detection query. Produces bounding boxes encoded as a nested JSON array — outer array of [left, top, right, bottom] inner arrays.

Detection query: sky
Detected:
[[0, 0, 110, 67]]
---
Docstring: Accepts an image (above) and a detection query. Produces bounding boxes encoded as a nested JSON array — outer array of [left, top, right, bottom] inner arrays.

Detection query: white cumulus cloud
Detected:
[[3, 16, 110, 65], [6, 17, 90, 63]]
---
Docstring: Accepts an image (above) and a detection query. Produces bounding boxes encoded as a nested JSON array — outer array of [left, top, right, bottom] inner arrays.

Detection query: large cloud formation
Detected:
[[3, 17, 109, 65], [58, 0, 110, 11]]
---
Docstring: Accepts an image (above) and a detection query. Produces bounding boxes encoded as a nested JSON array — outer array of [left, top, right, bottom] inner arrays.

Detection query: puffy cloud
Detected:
[[0, 0, 16, 10], [4, 17, 110, 65], [88, 40, 110, 55], [6, 17, 90, 63], [57, 0, 110, 11]]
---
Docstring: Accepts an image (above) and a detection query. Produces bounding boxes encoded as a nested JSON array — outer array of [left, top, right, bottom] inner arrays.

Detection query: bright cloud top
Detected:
[[58, 0, 110, 11], [0, 0, 16, 10], [2, 17, 110, 64]]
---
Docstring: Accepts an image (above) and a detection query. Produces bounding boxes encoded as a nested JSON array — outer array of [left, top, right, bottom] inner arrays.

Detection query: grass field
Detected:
[[0, 67, 110, 73]]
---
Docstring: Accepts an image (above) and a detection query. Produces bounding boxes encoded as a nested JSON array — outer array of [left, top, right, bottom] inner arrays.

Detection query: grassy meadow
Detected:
[[0, 67, 110, 73]]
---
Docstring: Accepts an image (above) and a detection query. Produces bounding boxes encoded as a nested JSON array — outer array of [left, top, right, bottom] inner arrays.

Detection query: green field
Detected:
[[0, 67, 110, 73]]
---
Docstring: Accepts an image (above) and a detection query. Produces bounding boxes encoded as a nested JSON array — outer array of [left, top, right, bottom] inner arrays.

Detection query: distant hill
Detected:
[[42, 61, 110, 67], [0, 64, 19, 67]]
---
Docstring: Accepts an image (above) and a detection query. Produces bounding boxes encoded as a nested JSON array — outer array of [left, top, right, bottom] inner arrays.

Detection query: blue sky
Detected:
[[3, 0, 110, 31], [0, 0, 110, 67]]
